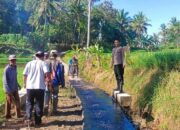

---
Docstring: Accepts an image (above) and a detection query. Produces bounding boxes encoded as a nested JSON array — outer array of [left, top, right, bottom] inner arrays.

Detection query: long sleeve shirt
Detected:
[[3, 64, 19, 93], [112, 46, 125, 65]]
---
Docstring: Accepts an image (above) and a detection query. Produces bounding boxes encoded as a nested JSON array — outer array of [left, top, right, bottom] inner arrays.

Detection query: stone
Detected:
[[18, 88, 27, 107], [117, 93, 132, 107], [113, 90, 120, 100]]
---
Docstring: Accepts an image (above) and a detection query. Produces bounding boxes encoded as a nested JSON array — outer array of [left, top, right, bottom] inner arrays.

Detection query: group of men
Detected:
[[3, 50, 65, 126], [2, 39, 126, 127]]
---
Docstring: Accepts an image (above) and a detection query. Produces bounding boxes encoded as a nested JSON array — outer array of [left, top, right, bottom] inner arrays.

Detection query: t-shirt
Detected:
[[68, 59, 73, 65], [23, 59, 49, 90], [3, 65, 19, 93], [112, 46, 125, 65], [72, 58, 78, 66], [44, 59, 51, 91]]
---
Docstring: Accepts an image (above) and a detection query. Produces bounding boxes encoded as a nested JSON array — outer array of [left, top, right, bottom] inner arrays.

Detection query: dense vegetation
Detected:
[[0, 0, 180, 129], [0, 0, 179, 54]]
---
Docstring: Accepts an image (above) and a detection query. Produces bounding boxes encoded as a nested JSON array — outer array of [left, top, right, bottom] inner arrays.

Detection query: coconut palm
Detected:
[[116, 9, 133, 45], [169, 17, 180, 45], [160, 23, 167, 44], [116, 9, 131, 32], [131, 12, 151, 48], [170, 17, 180, 35], [29, 0, 61, 30]]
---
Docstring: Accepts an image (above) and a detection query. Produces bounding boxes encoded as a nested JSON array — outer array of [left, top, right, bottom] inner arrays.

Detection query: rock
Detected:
[[113, 90, 120, 100], [116, 93, 132, 107], [18, 88, 27, 107]]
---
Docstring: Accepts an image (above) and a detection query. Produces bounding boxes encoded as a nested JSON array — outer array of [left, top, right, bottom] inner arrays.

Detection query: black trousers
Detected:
[[26, 89, 44, 124], [114, 64, 124, 92]]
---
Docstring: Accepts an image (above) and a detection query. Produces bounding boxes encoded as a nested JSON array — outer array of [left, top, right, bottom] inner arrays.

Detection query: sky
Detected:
[[106, 0, 180, 35]]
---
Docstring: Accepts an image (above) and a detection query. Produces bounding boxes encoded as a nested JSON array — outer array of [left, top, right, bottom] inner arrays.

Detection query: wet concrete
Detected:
[[70, 79, 135, 130]]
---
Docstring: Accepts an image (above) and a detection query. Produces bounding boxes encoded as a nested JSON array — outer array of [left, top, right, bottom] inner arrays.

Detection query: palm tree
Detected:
[[131, 12, 151, 48], [160, 23, 167, 44], [68, 0, 86, 44], [116, 9, 131, 32], [152, 33, 160, 46], [29, 0, 61, 30], [170, 17, 177, 26], [169, 17, 180, 46], [170, 17, 180, 35], [116, 9, 132, 45]]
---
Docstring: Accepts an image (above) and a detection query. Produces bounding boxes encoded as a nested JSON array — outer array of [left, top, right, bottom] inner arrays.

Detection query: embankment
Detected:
[[63, 49, 180, 130]]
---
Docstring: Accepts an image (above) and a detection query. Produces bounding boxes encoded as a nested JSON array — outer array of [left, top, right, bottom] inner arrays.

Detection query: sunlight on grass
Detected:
[[63, 49, 180, 130]]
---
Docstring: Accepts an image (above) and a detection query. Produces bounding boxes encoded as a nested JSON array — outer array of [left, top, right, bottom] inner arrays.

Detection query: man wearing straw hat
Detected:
[[3, 54, 21, 119]]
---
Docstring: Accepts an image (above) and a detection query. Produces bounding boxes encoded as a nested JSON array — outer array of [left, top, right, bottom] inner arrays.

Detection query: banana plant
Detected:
[[71, 44, 82, 57], [84, 43, 104, 68]]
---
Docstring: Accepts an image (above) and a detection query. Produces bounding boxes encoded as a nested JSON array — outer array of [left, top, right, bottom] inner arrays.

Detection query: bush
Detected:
[[0, 43, 34, 56], [0, 34, 28, 48], [27, 31, 48, 51]]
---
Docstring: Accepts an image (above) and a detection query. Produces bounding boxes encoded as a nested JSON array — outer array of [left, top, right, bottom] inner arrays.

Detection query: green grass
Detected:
[[0, 68, 5, 104], [127, 49, 180, 70], [64, 49, 180, 71], [0, 57, 32, 64], [63, 48, 180, 130]]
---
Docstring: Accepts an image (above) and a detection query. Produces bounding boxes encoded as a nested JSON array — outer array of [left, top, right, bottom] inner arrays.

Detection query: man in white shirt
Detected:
[[23, 51, 51, 125]]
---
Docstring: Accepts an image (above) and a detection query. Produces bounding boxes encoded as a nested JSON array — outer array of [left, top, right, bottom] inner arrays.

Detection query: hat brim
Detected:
[[9, 58, 16, 60], [35, 53, 44, 57]]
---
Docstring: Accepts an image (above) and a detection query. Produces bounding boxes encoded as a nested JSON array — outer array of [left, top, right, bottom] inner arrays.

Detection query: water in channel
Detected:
[[71, 80, 135, 130]]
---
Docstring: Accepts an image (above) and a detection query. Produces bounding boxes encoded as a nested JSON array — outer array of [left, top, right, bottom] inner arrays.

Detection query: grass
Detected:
[[127, 49, 180, 70], [60, 87, 76, 98], [0, 57, 32, 64], [64, 49, 180, 71], [63, 48, 180, 130]]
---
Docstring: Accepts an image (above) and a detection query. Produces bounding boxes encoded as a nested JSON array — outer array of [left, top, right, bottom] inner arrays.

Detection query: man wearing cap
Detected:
[[23, 51, 51, 125], [3, 55, 21, 119], [111, 40, 125, 93]]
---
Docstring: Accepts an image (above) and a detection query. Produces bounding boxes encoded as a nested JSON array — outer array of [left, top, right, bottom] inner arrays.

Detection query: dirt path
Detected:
[[0, 88, 83, 130]]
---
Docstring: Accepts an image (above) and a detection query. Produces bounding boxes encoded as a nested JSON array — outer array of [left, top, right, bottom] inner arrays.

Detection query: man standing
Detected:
[[50, 50, 62, 113], [59, 61, 65, 88], [44, 52, 52, 115], [72, 55, 79, 78], [3, 55, 21, 119], [111, 40, 125, 93], [68, 55, 78, 78], [23, 51, 51, 125]]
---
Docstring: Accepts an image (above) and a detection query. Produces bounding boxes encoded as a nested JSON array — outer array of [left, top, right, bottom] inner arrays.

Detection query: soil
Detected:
[[0, 88, 83, 130]]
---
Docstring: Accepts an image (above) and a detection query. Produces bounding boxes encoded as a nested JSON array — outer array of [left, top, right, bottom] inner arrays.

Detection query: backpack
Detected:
[[51, 62, 62, 86]]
